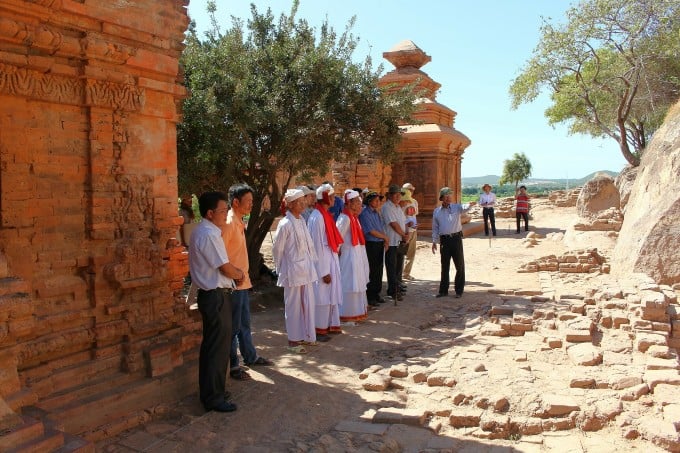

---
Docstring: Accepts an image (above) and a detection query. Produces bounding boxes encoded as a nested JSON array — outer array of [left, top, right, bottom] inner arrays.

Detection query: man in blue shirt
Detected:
[[358, 191, 389, 307], [431, 187, 476, 298]]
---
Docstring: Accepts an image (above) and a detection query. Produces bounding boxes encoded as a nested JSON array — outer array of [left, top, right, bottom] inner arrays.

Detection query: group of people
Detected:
[[186, 181, 531, 414], [272, 182, 419, 354], [477, 184, 531, 236]]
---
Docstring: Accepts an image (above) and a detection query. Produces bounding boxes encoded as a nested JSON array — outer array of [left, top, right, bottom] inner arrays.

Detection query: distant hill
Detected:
[[461, 170, 618, 188]]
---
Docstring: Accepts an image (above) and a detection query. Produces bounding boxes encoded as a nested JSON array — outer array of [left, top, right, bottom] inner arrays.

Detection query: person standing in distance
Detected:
[[401, 183, 419, 280], [431, 187, 476, 299], [189, 191, 245, 413], [479, 183, 497, 236], [515, 185, 531, 233]]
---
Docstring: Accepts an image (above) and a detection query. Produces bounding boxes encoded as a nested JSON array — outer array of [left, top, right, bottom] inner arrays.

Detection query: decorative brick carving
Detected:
[[0, 0, 194, 444]]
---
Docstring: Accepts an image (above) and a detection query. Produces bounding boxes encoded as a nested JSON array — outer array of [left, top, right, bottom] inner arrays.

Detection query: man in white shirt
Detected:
[[189, 191, 245, 413], [479, 183, 497, 236], [382, 184, 409, 302]]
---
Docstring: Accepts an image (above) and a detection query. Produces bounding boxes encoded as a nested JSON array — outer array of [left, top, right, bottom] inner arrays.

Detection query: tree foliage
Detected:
[[509, 0, 680, 166], [178, 1, 417, 276], [499, 153, 533, 190]]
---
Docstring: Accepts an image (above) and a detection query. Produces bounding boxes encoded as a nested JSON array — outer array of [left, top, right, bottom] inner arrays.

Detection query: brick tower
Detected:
[[380, 40, 471, 230]]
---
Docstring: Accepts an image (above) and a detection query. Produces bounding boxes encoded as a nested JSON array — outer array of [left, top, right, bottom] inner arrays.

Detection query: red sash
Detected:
[[343, 208, 365, 246], [315, 203, 343, 253]]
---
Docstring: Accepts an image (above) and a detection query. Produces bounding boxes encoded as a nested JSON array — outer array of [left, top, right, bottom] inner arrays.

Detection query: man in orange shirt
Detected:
[[223, 184, 273, 381]]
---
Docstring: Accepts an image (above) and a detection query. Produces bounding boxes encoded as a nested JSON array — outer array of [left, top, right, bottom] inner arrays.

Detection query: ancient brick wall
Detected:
[[0, 0, 195, 441]]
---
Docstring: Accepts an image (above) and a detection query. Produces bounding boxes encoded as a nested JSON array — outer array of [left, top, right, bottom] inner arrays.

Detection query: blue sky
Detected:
[[186, 0, 628, 179]]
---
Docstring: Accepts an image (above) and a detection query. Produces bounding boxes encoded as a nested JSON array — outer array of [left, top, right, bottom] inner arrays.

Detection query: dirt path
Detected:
[[97, 202, 667, 452]]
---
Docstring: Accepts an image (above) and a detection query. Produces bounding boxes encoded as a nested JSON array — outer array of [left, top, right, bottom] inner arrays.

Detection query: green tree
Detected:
[[509, 0, 680, 167], [499, 153, 533, 190], [178, 1, 417, 276]]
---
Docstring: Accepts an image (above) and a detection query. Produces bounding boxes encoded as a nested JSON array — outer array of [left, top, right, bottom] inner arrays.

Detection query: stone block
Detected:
[[449, 408, 482, 428], [643, 369, 680, 390], [636, 332, 668, 352], [540, 394, 580, 417], [389, 364, 408, 378], [426, 373, 456, 387], [564, 329, 593, 342], [567, 343, 602, 366], [641, 290, 668, 309], [362, 374, 391, 391], [654, 384, 680, 405], [638, 415, 680, 451], [620, 383, 649, 401], [373, 408, 427, 426]]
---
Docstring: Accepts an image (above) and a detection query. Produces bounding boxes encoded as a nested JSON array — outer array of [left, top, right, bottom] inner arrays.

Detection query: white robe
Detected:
[[272, 212, 318, 342], [307, 208, 342, 332], [336, 213, 369, 321]]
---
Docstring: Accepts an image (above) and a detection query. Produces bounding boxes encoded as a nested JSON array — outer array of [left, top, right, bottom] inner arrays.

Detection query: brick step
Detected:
[[26, 354, 129, 402], [36, 371, 141, 412], [6, 427, 64, 453], [0, 416, 44, 451], [39, 361, 197, 436], [0, 277, 30, 297], [5, 389, 38, 412], [55, 433, 94, 453]]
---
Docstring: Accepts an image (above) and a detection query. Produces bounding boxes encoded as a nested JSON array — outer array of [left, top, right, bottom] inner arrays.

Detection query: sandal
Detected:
[[301, 340, 319, 346], [229, 368, 252, 381], [247, 356, 274, 366], [287, 345, 308, 354]]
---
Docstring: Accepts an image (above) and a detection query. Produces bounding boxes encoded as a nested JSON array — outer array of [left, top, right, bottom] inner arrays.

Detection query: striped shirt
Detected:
[[515, 194, 530, 213]]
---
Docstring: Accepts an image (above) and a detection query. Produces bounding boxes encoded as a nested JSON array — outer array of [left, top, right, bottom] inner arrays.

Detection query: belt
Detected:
[[440, 231, 463, 239], [198, 287, 233, 294]]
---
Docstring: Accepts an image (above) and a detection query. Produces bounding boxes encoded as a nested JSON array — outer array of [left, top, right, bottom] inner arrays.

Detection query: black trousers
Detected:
[[439, 234, 465, 295], [385, 245, 403, 297], [482, 207, 496, 235], [197, 288, 232, 410], [365, 240, 384, 302], [516, 212, 529, 232]]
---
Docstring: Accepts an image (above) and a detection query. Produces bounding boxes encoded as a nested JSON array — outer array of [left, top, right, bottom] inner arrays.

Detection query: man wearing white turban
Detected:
[[336, 190, 369, 323], [308, 183, 344, 341], [272, 189, 319, 354]]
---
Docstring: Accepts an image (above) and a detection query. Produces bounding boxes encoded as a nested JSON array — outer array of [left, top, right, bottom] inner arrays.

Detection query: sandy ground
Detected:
[[97, 200, 665, 453]]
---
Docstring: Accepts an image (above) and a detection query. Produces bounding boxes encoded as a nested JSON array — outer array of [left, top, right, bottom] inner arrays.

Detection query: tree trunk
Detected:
[[618, 120, 640, 167], [245, 209, 276, 283]]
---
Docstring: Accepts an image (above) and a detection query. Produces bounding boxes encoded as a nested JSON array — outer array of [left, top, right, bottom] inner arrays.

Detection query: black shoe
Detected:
[[376, 296, 386, 304], [317, 334, 331, 342], [208, 401, 237, 412], [515, 231, 520, 234], [399, 284, 407, 291], [435, 293, 447, 298], [454, 293, 462, 298]]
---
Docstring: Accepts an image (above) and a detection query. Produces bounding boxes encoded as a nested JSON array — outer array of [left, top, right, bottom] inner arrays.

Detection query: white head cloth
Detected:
[[284, 188, 304, 203], [344, 189, 360, 203], [316, 183, 334, 200]]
